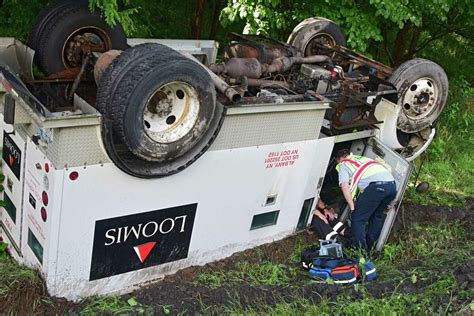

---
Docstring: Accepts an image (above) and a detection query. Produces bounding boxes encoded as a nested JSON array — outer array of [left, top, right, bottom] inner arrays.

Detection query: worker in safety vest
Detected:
[[335, 149, 397, 251]]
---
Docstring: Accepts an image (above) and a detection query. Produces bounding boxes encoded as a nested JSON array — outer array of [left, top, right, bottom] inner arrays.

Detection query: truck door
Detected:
[[363, 137, 413, 251]]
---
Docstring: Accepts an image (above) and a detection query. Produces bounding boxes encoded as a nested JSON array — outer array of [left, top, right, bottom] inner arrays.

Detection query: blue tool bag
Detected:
[[301, 245, 377, 283]]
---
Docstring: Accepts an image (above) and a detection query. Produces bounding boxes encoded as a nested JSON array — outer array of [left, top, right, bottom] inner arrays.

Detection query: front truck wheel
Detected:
[[97, 43, 224, 178], [32, 1, 128, 74], [287, 17, 346, 56], [386, 59, 448, 160], [389, 58, 448, 133]]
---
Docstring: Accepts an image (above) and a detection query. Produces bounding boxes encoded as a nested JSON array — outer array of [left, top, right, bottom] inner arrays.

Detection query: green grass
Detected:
[[80, 296, 151, 315], [194, 261, 299, 288], [0, 252, 54, 314]]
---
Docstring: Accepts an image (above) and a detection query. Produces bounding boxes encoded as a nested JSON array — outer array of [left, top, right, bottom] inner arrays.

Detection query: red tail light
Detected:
[[42, 191, 49, 206], [69, 171, 79, 181], [41, 207, 47, 222]]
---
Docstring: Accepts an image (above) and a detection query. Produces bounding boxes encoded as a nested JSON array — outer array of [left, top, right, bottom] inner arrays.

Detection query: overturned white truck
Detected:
[[0, 2, 447, 300]]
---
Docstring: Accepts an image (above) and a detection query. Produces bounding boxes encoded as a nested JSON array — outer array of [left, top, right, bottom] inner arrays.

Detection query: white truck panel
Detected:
[[49, 138, 333, 299]]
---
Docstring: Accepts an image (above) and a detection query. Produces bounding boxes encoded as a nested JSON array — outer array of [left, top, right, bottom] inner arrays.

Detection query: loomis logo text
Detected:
[[90, 204, 197, 280]]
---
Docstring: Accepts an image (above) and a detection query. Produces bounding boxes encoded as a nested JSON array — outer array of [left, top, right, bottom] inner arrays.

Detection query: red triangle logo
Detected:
[[9, 154, 14, 166], [133, 242, 157, 263]]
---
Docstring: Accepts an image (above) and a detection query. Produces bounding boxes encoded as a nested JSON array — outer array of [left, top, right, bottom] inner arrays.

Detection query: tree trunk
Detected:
[[192, 0, 205, 39], [276, 0, 292, 40], [392, 22, 411, 66], [404, 26, 423, 61], [209, 0, 224, 40]]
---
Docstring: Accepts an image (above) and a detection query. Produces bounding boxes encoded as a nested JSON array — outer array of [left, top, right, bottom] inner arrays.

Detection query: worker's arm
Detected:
[[340, 182, 355, 211]]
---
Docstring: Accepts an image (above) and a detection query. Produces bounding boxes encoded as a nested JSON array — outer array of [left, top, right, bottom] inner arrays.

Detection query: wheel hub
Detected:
[[143, 81, 200, 144], [63, 27, 112, 69], [305, 33, 336, 57], [401, 77, 438, 119]]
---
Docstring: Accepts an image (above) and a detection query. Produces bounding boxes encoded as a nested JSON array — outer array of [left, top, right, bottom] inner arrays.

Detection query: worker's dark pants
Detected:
[[351, 181, 397, 251]]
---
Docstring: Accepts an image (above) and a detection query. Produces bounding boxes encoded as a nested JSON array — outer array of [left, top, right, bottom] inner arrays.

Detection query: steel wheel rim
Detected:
[[401, 77, 438, 120], [62, 26, 112, 69], [143, 81, 200, 143], [305, 33, 337, 56]]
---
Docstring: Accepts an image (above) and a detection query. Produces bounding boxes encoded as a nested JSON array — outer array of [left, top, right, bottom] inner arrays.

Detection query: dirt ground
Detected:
[[66, 198, 474, 314]]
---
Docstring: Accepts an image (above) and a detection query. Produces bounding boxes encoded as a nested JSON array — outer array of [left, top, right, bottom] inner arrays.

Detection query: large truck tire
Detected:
[[27, 0, 87, 63], [32, 2, 128, 74], [97, 43, 224, 178], [389, 58, 448, 133], [288, 17, 346, 56]]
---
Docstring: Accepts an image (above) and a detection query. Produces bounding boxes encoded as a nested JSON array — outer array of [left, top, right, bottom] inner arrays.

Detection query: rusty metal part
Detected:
[[225, 33, 300, 64], [247, 78, 289, 89], [209, 55, 331, 79], [266, 55, 331, 73], [29, 68, 81, 83], [328, 45, 393, 78], [224, 42, 290, 64], [182, 53, 241, 103], [227, 78, 290, 89], [238, 94, 305, 105], [62, 26, 112, 69], [209, 58, 263, 78], [306, 90, 326, 101], [68, 54, 91, 100], [94, 50, 122, 83], [330, 82, 383, 130]]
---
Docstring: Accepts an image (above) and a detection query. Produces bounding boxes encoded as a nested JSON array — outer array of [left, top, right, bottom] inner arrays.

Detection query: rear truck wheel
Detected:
[[287, 17, 346, 56], [97, 43, 225, 178], [27, 0, 88, 64], [33, 2, 128, 75], [389, 58, 448, 133]]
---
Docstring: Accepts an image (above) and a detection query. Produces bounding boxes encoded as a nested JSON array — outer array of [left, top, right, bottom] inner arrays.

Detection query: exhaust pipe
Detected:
[[209, 55, 331, 79]]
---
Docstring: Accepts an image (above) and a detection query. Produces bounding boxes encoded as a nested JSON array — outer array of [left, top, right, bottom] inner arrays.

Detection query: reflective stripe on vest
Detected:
[[338, 154, 387, 198], [349, 161, 379, 197]]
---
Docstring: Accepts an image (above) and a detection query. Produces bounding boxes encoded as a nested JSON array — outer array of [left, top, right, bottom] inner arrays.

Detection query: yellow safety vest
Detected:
[[336, 154, 388, 198]]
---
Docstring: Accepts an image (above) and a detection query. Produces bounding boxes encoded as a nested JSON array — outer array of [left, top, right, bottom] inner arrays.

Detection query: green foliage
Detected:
[[88, 0, 139, 34], [0, 243, 7, 259], [221, 0, 474, 58], [0, 0, 50, 41]]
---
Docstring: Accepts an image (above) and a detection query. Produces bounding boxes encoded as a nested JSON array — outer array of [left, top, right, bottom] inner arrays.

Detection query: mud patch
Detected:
[[393, 197, 473, 237]]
